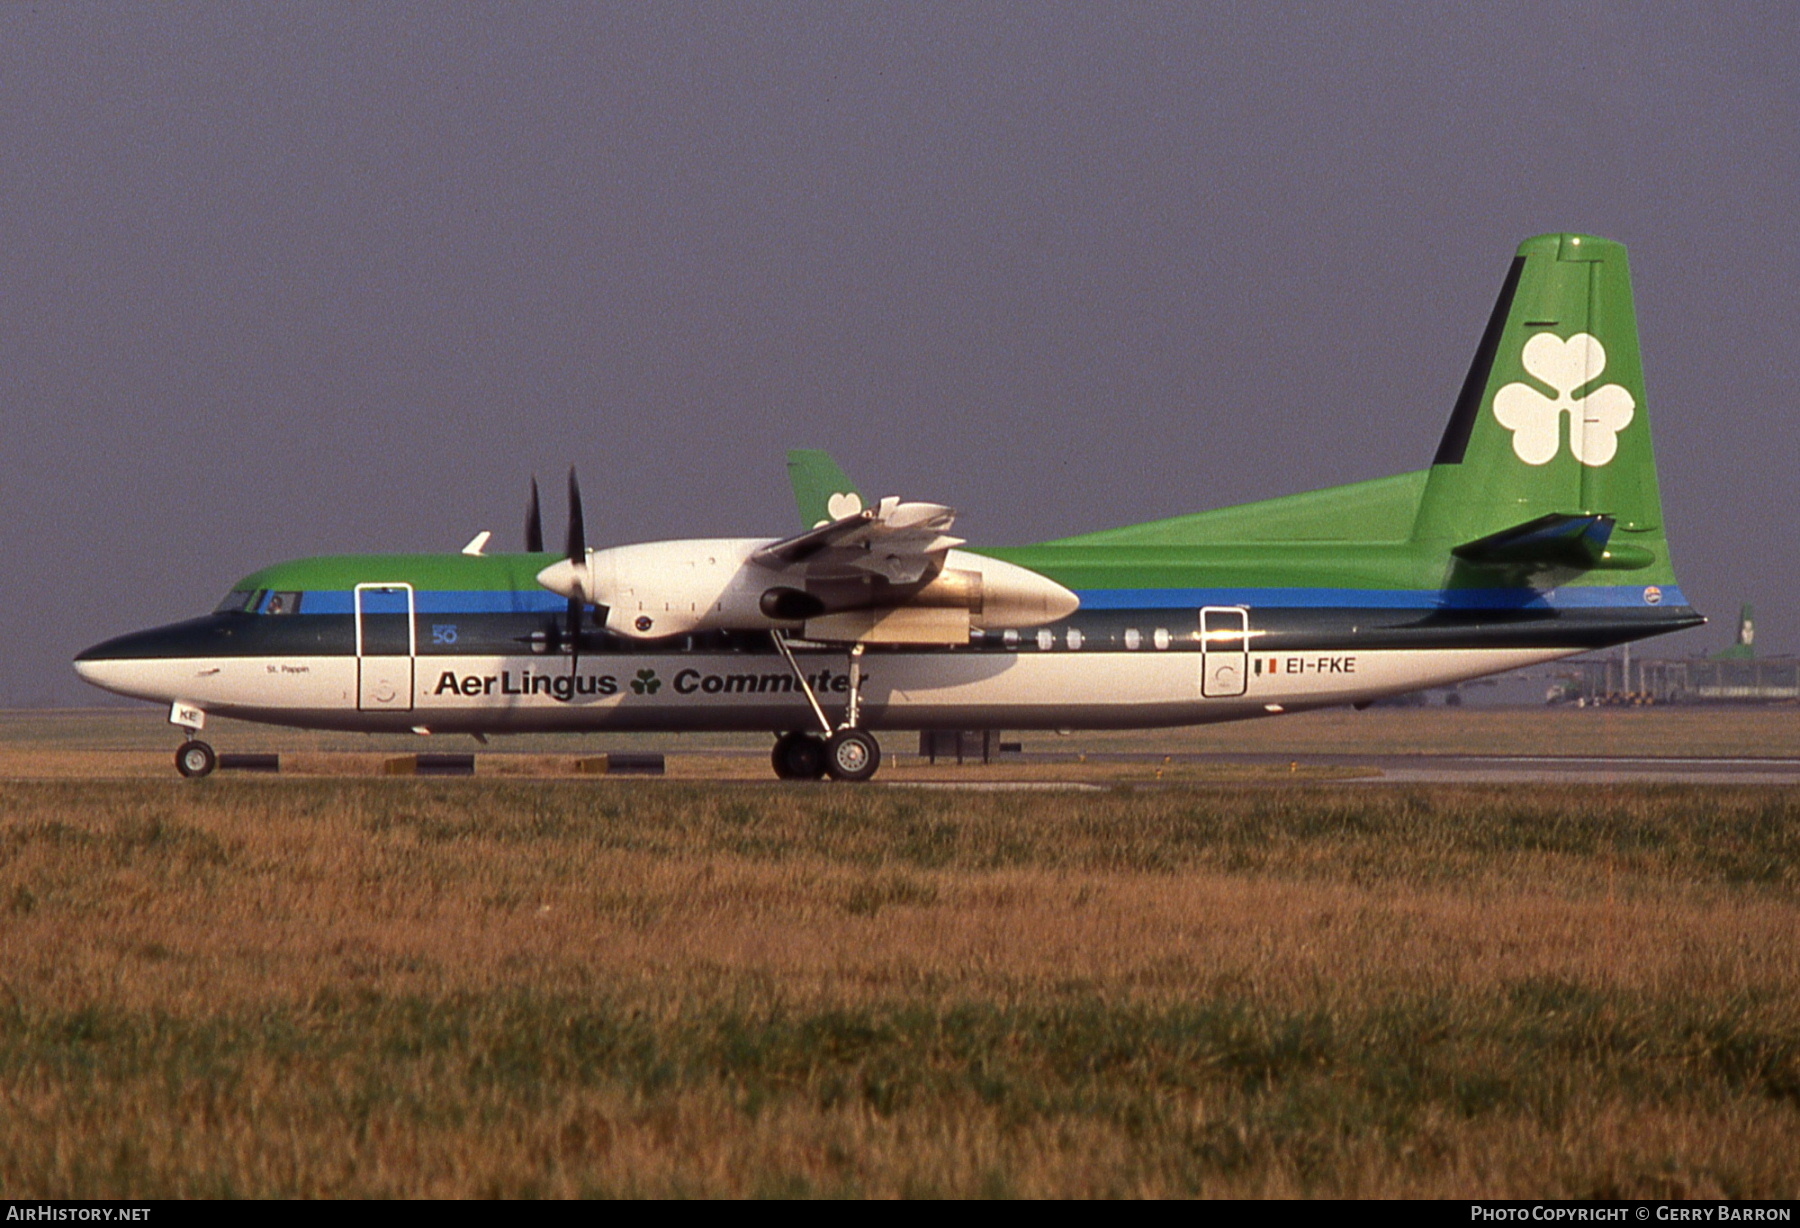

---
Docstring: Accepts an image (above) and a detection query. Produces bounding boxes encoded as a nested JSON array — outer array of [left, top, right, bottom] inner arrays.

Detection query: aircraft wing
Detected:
[[753, 497, 964, 584]]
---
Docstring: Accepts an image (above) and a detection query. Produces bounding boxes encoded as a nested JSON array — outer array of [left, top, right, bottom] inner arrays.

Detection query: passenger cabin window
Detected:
[[1153, 628, 1171, 651], [261, 591, 303, 615], [214, 589, 261, 614], [1036, 629, 1054, 651], [1124, 628, 1142, 651], [1066, 627, 1084, 651]]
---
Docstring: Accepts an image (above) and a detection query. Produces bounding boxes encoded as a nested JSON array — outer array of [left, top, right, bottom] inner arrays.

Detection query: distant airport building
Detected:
[[1545, 603, 1795, 704], [1529, 605, 1797, 704], [1631, 657, 1800, 703]]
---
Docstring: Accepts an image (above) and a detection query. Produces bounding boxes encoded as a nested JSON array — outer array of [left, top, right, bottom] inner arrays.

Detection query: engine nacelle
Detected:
[[537, 540, 1078, 642], [942, 551, 1079, 629], [543, 539, 778, 639]]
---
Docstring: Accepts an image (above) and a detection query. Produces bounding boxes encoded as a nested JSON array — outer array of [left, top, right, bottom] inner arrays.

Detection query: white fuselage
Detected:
[[74, 643, 1579, 734]]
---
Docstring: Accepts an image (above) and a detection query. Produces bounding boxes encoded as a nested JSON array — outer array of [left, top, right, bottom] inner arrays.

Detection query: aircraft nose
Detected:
[[72, 618, 229, 703], [71, 645, 149, 700], [74, 633, 130, 674]]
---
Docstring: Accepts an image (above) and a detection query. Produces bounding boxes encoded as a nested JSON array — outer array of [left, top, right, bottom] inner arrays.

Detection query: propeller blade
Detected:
[[564, 467, 588, 669], [566, 467, 587, 561], [525, 478, 544, 553]]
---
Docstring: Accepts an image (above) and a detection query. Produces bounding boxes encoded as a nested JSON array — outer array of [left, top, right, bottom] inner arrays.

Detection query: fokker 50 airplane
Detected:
[[76, 233, 1702, 781]]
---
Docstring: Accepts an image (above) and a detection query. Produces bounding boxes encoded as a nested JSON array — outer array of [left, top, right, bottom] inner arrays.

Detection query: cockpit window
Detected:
[[262, 591, 302, 616], [214, 589, 261, 614]]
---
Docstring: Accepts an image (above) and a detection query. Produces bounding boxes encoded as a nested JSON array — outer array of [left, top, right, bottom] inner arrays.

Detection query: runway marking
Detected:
[[1465, 755, 1800, 767], [887, 782, 1106, 793]]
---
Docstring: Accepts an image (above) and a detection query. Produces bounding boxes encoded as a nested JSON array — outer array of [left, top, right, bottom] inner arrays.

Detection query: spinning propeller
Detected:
[[524, 469, 595, 666]]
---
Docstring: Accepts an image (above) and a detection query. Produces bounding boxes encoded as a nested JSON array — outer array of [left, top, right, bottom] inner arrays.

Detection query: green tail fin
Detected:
[[1413, 234, 1669, 575], [786, 449, 866, 529]]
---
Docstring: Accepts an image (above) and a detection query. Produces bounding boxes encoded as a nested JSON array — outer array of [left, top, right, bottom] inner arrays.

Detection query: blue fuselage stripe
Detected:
[[299, 591, 569, 615]]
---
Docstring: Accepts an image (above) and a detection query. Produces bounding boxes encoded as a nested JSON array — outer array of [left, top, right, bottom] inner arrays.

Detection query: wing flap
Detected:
[[804, 606, 971, 645], [753, 497, 963, 584]]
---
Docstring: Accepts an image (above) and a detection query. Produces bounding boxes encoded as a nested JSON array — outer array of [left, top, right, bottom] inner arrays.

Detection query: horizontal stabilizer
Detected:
[[1452, 513, 1650, 570]]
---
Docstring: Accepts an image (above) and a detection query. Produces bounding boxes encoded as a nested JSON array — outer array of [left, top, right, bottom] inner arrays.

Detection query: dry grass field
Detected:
[[3, 710, 1799, 1197]]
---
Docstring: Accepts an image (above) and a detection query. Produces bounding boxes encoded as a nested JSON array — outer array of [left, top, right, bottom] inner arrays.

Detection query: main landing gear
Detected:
[[772, 730, 826, 780], [771, 728, 881, 783], [769, 634, 882, 782], [824, 728, 880, 782]]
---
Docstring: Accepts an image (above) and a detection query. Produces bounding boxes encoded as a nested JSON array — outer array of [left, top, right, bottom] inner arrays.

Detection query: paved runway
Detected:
[[1011, 751, 1800, 785]]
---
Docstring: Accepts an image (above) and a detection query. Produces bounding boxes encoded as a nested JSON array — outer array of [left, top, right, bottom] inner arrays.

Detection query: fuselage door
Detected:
[[355, 583, 416, 712], [1200, 605, 1249, 698]]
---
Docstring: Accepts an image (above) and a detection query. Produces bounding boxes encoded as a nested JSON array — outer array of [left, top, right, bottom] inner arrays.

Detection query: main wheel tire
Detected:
[[824, 729, 881, 782], [772, 731, 827, 781], [771, 734, 798, 779], [175, 740, 217, 779]]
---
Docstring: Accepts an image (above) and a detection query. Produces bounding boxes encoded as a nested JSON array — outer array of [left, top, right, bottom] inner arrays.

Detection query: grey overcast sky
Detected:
[[2, 2, 1795, 703]]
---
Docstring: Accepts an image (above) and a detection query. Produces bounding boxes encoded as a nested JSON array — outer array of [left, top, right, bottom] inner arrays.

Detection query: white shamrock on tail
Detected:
[[811, 491, 865, 528], [1492, 333, 1636, 466]]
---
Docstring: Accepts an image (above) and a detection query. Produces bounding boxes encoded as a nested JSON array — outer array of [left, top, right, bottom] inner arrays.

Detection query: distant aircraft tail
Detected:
[[1713, 604, 1755, 660], [1411, 234, 1673, 591]]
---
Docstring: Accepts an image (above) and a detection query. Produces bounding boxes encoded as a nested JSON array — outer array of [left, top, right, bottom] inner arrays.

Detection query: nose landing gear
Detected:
[[169, 701, 216, 778], [175, 740, 217, 778]]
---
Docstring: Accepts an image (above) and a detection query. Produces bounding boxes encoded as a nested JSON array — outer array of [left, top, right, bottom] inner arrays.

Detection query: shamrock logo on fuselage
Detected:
[[630, 669, 660, 695], [1492, 332, 1635, 467]]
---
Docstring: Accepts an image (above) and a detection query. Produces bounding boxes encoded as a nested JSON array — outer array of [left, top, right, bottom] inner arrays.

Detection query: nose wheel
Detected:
[[175, 740, 217, 778]]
